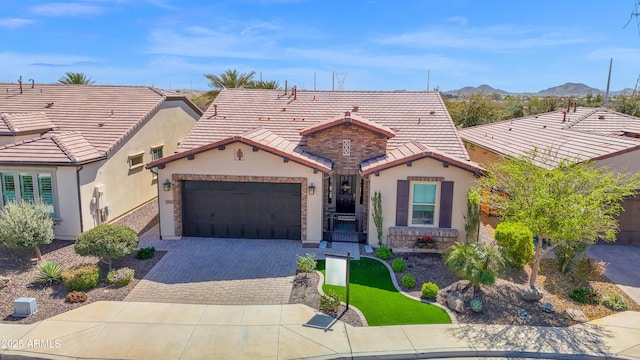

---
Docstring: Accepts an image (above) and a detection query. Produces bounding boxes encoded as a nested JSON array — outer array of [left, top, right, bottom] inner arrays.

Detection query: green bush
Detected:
[[569, 286, 599, 304], [375, 245, 392, 260], [61, 264, 100, 292], [135, 246, 156, 260], [574, 257, 606, 283], [319, 289, 341, 315], [401, 274, 416, 289], [65, 291, 87, 303], [75, 224, 139, 271], [391, 258, 406, 273], [296, 253, 317, 274], [600, 291, 628, 311], [36, 260, 62, 286], [0, 201, 54, 261], [106, 267, 135, 287], [421, 282, 439, 299], [494, 222, 534, 269]]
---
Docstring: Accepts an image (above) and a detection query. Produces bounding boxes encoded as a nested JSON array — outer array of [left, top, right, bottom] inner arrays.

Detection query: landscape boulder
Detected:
[[446, 292, 465, 313]]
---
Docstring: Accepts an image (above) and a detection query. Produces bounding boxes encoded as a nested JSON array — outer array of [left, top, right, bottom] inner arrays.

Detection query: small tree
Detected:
[[465, 188, 481, 242], [371, 191, 384, 245], [445, 241, 503, 296], [0, 201, 54, 261], [494, 221, 534, 269], [75, 224, 139, 271]]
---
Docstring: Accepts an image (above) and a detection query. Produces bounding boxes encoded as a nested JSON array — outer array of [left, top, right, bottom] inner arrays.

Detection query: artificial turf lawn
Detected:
[[318, 257, 452, 326]]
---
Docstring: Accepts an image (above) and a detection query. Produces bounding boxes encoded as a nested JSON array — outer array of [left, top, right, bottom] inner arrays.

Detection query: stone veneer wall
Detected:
[[171, 174, 308, 241], [388, 226, 458, 253]]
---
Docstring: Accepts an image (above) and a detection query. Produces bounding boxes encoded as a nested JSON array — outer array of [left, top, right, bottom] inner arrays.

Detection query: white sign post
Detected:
[[324, 251, 351, 309]]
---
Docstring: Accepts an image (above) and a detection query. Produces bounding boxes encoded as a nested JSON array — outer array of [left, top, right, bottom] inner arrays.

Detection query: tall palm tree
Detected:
[[204, 69, 256, 90], [58, 72, 95, 84]]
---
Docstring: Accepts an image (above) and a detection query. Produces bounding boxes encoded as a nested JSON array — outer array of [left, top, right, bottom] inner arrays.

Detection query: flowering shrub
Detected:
[[61, 264, 100, 291], [106, 267, 135, 287]]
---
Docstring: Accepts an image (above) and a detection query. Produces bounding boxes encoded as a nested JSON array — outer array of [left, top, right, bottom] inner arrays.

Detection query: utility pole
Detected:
[[604, 58, 613, 106], [427, 69, 430, 91]]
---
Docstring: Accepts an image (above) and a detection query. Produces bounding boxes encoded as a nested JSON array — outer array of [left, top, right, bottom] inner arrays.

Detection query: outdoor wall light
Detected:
[[308, 183, 316, 195], [163, 179, 172, 192]]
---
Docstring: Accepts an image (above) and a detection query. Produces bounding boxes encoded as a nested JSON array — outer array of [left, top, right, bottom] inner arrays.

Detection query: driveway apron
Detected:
[[588, 244, 640, 306]]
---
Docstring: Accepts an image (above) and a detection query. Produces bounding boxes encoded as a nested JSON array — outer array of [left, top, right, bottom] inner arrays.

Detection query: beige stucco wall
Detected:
[[156, 142, 324, 242], [52, 166, 82, 240], [77, 100, 199, 236], [594, 149, 640, 175], [367, 157, 477, 246]]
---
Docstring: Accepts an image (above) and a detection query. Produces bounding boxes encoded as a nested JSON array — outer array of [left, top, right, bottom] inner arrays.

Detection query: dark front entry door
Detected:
[[336, 174, 355, 213], [182, 181, 301, 239]]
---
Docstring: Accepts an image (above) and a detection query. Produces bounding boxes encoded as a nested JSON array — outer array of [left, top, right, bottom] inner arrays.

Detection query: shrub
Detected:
[[555, 242, 590, 274], [470, 298, 483, 312], [36, 260, 62, 285], [569, 286, 599, 304], [296, 253, 317, 274], [319, 289, 341, 315], [0, 201, 54, 261], [494, 222, 534, 269], [391, 258, 406, 273], [600, 291, 628, 311], [61, 264, 100, 291], [401, 274, 416, 289], [574, 257, 606, 283], [75, 224, 139, 271], [135, 246, 156, 260], [421, 282, 439, 299], [375, 245, 392, 260], [65, 291, 87, 303], [106, 267, 135, 287]]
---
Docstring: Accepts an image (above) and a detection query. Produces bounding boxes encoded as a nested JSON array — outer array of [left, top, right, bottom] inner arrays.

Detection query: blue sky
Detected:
[[1, 1, 639, 93]]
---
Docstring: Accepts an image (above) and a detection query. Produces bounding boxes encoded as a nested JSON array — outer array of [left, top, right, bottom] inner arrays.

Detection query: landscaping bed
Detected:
[[0, 240, 164, 324]]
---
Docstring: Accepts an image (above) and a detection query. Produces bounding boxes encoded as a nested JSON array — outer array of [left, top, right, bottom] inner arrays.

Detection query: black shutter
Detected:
[[396, 180, 409, 226], [439, 181, 454, 228]]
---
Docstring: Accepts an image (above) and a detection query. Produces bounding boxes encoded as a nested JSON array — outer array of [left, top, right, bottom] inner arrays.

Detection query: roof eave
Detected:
[[362, 151, 485, 176]]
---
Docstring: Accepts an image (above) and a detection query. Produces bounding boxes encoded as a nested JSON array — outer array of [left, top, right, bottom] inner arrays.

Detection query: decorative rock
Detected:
[[541, 302, 555, 313], [446, 292, 465, 313], [521, 290, 543, 302], [517, 307, 531, 318], [566, 308, 589, 323], [0, 276, 11, 289]]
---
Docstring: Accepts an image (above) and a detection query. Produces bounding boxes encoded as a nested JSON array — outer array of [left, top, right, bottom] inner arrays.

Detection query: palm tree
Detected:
[[246, 80, 281, 89], [204, 69, 256, 90], [58, 72, 95, 85], [445, 242, 503, 296]]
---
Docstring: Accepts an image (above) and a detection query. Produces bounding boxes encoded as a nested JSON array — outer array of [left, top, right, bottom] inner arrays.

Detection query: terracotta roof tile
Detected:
[[300, 111, 396, 138], [0, 111, 57, 134], [0, 131, 103, 164]]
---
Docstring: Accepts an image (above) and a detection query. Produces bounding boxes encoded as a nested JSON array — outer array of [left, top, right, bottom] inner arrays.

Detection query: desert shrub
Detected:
[[600, 291, 628, 311], [65, 291, 88, 303], [391, 258, 406, 273], [296, 253, 317, 274], [446, 241, 504, 296], [75, 224, 139, 271], [106, 267, 135, 287], [0, 201, 54, 261], [319, 289, 341, 315], [470, 298, 483, 312], [135, 246, 156, 260], [569, 286, 599, 304], [494, 222, 534, 269], [37, 260, 63, 285], [421, 282, 439, 299], [401, 274, 416, 289], [574, 257, 606, 283], [61, 264, 100, 292], [375, 245, 392, 260]]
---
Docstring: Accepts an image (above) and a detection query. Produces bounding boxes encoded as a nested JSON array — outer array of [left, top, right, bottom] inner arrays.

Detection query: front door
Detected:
[[336, 174, 355, 213]]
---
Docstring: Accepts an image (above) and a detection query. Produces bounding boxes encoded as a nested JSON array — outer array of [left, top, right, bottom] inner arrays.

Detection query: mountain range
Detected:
[[444, 82, 634, 97]]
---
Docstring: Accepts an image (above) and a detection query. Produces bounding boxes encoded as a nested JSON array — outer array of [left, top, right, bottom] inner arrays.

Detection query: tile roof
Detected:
[[0, 83, 200, 165], [177, 88, 470, 161], [0, 112, 57, 135], [459, 107, 640, 168], [147, 127, 333, 173], [0, 131, 103, 164], [361, 140, 484, 175], [300, 111, 396, 138]]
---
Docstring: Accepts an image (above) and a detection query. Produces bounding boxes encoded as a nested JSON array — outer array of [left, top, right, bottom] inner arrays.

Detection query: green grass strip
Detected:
[[318, 257, 451, 326]]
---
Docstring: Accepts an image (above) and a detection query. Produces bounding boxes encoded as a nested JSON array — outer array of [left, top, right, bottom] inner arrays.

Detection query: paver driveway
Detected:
[[125, 228, 361, 305], [588, 244, 640, 306]]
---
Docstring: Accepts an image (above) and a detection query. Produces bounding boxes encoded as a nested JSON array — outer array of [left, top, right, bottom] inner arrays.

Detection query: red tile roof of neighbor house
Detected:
[[459, 107, 640, 168], [0, 83, 201, 165], [161, 88, 480, 172]]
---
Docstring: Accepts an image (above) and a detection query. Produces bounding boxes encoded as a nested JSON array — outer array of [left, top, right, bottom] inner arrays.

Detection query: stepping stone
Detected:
[[364, 245, 373, 253], [566, 308, 589, 322]]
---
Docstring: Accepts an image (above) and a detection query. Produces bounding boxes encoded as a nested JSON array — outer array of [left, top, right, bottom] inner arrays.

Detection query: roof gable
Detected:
[[0, 112, 56, 135], [0, 131, 102, 164], [299, 111, 396, 138]]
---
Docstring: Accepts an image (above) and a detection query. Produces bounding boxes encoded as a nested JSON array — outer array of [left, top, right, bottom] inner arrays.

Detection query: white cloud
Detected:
[[0, 18, 34, 30], [30, 3, 106, 17]]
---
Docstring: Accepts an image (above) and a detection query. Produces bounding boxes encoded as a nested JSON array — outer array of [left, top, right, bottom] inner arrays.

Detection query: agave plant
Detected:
[[37, 260, 62, 285]]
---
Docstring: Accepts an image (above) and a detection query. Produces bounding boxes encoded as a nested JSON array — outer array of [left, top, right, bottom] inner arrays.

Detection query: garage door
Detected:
[[617, 195, 640, 245], [182, 181, 301, 240]]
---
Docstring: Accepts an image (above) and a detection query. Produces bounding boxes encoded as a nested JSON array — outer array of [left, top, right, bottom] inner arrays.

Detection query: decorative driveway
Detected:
[[125, 228, 360, 305], [588, 244, 640, 306]]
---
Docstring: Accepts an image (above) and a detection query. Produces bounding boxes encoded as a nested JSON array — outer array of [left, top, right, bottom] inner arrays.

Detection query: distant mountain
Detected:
[[537, 82, 602, 96], [611, 88, 635, 96], [445, 84, 509, 96]]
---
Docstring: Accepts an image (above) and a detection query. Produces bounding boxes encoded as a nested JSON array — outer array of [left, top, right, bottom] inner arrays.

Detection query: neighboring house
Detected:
[[459, 105, 640, 245], [0, 83, 201, 240], [147, 88, 484, 251]]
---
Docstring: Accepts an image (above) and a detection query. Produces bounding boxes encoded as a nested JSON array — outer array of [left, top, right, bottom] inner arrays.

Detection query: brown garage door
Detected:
[[182, 181, 301, 240], [617, 194, 640, 245]]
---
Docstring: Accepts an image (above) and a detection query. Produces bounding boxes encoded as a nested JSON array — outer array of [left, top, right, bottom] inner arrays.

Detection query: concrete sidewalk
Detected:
[[1, 302, 639, 360]]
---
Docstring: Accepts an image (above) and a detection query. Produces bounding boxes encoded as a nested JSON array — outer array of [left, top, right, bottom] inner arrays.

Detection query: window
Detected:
[[150, 146, 163, 179], [410, 183, 438, 225], [128, 152, 144, 170], [0, 171, 56, 215]]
